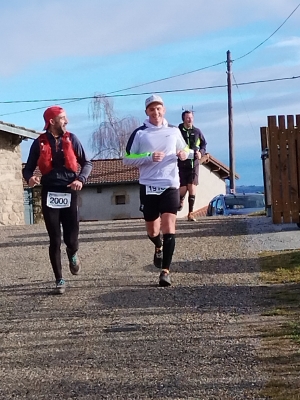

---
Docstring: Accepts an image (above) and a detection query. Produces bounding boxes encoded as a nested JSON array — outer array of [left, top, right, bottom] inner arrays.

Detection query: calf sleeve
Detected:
[[188, 195, 196, 213], [148, 234, 162, 248], [162, 233, 175, 270]]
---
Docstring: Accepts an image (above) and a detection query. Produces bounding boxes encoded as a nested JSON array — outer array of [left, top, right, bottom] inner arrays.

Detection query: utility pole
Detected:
[[227, 50, 235, 193]]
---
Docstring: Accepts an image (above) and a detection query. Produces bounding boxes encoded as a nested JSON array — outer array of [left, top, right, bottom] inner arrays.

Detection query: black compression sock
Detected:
[[148, 234, 162, 248], [188, 195, 195, 213], [162, 233, 175, 270]]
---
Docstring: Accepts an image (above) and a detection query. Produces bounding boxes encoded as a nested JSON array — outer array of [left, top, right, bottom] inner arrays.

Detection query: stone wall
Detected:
[[32, 187, 44, 223], [0, 132, 25, 225]]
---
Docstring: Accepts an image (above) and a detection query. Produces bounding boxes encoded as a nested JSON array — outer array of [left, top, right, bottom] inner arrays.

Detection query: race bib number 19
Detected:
[[46, 192, 71, 208], [146, 186, 168, 195]]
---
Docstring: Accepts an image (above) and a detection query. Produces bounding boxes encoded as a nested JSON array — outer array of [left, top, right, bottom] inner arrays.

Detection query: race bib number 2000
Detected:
[[146, 186, 168, 195], [46, 192, 71, 208]]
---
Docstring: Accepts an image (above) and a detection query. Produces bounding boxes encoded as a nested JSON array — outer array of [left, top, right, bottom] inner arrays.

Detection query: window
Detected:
[[115, 195, 126, 205], [210, 199, 217, 215], [224, 195, 265, 209], [216, 199, 224, 213]]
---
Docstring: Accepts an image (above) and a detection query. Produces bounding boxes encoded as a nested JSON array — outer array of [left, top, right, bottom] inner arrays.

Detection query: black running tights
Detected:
[[41, 188, 79, 281]]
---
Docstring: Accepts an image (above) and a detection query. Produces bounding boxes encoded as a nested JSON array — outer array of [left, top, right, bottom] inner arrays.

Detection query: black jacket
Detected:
[[177, 124, 207, 169]]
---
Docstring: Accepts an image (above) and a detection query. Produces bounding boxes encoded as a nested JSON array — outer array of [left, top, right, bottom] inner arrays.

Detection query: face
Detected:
[[183, 112, 194, 128], [50, 111, 68, 136], [145, 102, 165, 126]]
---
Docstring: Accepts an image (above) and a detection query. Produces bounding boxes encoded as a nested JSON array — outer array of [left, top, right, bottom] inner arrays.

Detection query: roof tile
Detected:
[[87, 159, 139, 184]]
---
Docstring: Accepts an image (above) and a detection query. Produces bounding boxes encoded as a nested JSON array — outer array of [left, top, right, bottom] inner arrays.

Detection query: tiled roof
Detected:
[[22, 159, 139, 188], [0, 120, 40, 140], [22, 155, 236, 188], [202, 154, 239, 180], [88, 156, 236, 185], [87, 159, 139, 184], [192, 205, 209, 218]]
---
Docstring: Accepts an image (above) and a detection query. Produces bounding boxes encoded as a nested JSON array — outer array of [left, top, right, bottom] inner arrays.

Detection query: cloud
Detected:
[[272, 36, 300, 47], [1, 0, 299, 75], [7, 0, 300, 185]]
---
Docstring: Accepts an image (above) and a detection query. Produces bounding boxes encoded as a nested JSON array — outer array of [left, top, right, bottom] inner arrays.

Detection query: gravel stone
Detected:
[[0, 215, 294, 399]]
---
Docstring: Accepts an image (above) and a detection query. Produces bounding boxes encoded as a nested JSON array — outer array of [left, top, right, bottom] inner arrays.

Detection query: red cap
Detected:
[[43, 106, 65, 130]]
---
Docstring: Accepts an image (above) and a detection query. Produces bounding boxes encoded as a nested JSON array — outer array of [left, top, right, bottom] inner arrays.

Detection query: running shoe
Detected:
[[159, 269, 171, 287], [66, 248, 81, 275], [55, 279, 66, 294], [188, 213, 196, 222], [153, 247, 163, 268]]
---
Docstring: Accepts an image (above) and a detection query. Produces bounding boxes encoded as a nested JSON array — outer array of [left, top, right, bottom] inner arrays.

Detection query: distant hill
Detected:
[[226, 185, 264, 194]]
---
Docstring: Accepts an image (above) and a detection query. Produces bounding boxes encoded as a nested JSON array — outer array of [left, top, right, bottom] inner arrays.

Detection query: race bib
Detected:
[[46, 192, 71, 208], [146, 186, 168, 195]]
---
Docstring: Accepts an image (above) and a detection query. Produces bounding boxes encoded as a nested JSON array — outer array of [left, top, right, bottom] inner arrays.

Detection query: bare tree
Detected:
[[90, 95, 140, 159]]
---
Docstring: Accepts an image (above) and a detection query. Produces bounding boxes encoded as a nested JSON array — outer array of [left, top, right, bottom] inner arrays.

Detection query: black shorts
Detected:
[[139, 185, 180, 222], [179, 166, 199, 187]]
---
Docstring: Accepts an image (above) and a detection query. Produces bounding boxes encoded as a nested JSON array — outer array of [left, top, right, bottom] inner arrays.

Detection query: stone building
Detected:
[[0, 121, 39, 225]]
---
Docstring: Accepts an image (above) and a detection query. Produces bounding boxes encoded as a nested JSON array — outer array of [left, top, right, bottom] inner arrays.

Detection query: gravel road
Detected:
[[0, 215, 298, 399]]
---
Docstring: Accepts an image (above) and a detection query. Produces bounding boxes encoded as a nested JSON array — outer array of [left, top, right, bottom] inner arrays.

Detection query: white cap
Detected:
[[145, 94, 164, 109]]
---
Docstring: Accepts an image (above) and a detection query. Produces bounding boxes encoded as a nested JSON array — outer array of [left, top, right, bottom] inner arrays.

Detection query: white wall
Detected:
[[78, 184, 142, 221], [177, 164, 226, 218]]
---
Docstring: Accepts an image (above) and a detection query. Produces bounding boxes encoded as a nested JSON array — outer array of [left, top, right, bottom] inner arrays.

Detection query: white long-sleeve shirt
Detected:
[[123, 118, 193, 188]]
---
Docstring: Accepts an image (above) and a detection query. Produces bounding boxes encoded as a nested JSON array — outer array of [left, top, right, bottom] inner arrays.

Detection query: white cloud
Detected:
[[6, 0, 300, 185], [272, 36, 300, 47], [1, 0, 299, 75]]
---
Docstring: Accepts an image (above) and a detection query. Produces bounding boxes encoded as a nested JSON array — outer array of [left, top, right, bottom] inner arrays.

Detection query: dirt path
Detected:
[[0, 217, 269, 399]]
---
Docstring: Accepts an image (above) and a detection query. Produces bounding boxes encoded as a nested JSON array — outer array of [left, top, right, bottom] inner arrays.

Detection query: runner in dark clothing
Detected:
[[178, 110, 207, 221], [22, 106, 92, 294]]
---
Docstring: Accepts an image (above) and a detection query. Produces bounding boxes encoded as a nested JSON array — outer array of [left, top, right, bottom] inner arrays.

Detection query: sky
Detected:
[[1, 0, 300, 186]]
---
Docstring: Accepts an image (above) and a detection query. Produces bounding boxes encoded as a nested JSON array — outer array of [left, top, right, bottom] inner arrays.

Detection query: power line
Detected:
[[106, 75, 300, 96], [229, 74, 300, 87], [0, 74, 299, 117], [233, 2, 300, 61], [106, 3, 300, 95], [86, 2, 300, 96], [104, 61, 227, 95], [0, 99, 87, 117], [1, 3, 298, 111], [0, 60, 228, 106], [0, 97, 84, 104]]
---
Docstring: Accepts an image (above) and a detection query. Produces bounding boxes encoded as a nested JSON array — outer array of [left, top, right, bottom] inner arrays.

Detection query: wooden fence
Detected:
[[261, 115, 300, 224]]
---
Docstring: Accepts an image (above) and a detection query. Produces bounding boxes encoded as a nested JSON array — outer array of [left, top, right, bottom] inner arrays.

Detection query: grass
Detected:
[[260, 250, 300, 283], [258, 249, 300, 399]]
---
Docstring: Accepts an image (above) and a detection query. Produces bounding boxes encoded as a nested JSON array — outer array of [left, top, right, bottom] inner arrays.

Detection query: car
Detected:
[[206, 193, 265, 216]]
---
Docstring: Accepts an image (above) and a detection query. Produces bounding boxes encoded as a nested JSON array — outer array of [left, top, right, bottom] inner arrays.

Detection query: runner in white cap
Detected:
[[123, 95, 194, 286]]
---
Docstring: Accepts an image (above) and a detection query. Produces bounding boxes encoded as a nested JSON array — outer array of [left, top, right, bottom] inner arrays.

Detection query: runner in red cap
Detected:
[[23, 106, 92, 294], [43, 106, 65, 130]]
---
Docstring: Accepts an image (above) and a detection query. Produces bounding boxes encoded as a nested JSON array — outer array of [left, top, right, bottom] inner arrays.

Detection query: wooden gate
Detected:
[[261, 115, 300, 224]]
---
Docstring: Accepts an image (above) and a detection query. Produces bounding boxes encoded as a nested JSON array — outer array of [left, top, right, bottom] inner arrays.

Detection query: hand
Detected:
[[195, 150, 202, 160], [28, 176, 40, 187], [152, 152, 165, 162], [177, 150, 188, 161], [67, 179, 83, 191]]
